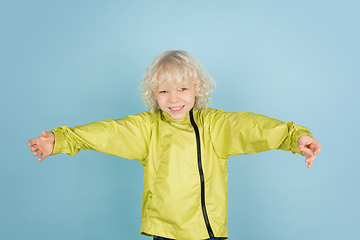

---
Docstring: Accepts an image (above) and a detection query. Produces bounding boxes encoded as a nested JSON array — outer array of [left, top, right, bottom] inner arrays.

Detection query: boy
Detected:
[[28, 50, 321, 240]]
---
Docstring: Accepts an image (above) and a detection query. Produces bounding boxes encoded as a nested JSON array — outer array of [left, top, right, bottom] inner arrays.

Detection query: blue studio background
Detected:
[[1, 0, 359, 239]]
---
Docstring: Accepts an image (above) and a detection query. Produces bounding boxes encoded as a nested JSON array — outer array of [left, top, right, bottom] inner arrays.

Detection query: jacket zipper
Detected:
[[189, 109, 215, 238]]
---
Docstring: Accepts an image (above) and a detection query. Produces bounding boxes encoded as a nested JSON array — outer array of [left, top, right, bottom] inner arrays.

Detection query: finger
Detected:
[[30, 145, 38, 152], [312, 144, 322, 155], [38, 153, 49, 162], [34, 150, 40, 156], [313, 148, 322, 156], [305, 155, 316, 163], [301, 147, 314, 158], [28, 136, 42, 146], [307, 138, 321, 150], [27, 139, 35, 146], [307, 161, 313, 168]]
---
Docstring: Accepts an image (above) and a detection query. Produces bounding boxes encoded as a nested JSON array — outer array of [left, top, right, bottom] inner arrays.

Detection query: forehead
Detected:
[[156, 80, 192, 89]]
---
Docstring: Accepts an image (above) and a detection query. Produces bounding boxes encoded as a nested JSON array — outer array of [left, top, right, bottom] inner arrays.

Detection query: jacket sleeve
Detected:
[[206, 110, 312, 159], [49, 112, 151, 161]]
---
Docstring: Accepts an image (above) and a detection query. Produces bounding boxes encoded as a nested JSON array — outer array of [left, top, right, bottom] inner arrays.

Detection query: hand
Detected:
[[298, 135, 322, 169], [27, 131, 55, 162]]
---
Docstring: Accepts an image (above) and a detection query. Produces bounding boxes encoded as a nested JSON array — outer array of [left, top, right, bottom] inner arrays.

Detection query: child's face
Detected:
[[155, 81, 196, 119]]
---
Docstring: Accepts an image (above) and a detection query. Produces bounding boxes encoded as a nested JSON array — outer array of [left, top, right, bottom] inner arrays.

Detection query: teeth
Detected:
[[170, 106, 183, 110]]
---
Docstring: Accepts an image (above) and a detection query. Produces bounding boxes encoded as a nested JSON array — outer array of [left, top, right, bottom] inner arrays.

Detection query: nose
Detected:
[[169, 91, 180, 102]]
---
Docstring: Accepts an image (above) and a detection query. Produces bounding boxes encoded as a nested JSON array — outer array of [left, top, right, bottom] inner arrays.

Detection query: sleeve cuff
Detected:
[[49, 129, 64, 156]]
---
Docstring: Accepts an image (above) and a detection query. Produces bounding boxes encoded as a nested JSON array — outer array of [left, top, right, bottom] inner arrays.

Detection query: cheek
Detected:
[[156, 95, 166, 105], [190, 92, 196, 102]]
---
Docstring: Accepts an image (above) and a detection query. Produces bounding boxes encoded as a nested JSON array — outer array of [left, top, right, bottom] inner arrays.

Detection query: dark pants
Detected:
[[153, 236, 224, 240]]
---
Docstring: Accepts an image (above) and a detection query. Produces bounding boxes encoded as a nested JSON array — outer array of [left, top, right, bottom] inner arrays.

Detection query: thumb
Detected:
[[301, 147, 315, 158], [41, 130, 52, 138]]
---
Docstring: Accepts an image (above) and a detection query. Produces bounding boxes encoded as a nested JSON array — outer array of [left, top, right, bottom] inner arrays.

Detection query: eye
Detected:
[[180, 88, 187, 92], [159, 90, 167, 94]]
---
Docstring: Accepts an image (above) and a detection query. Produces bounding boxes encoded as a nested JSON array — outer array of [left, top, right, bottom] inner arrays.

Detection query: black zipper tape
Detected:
[[189, 109, 214, 238]]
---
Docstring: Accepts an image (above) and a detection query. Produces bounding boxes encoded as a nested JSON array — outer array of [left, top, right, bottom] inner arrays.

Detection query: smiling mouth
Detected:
[[169, 105, 185, 111]]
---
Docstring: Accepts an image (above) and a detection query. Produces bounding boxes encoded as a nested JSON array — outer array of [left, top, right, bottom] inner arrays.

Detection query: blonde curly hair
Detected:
[[140, 50, 216, 113]]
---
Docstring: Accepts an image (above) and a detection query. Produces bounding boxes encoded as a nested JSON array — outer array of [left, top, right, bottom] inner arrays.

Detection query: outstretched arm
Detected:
[[27, 131, 55, 162], [298, 134, 322, 169]]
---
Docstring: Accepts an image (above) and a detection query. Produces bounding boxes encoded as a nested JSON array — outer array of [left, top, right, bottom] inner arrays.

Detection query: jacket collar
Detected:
[[160, 109, 195, 124]]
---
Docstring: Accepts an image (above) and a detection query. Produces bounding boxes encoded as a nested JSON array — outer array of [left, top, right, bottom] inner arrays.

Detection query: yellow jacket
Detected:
[[51, 108, 312, 240]]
